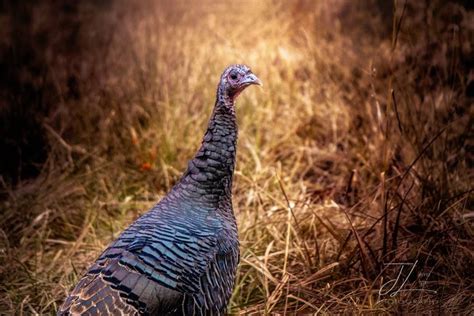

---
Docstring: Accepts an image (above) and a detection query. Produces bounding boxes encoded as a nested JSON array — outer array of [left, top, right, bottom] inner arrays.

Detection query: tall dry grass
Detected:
[[0, 0, 472, 314]]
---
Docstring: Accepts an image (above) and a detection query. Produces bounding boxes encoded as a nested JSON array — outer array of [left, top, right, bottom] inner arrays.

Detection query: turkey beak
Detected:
[[241, 73, 262, 87]]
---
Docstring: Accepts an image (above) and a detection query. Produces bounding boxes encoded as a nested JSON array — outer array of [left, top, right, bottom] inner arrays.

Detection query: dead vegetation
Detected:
[[0, 0, 472, 314]]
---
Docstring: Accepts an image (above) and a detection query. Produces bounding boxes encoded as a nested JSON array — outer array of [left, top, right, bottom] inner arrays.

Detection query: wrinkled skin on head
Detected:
[[217, 64, 261, 103]]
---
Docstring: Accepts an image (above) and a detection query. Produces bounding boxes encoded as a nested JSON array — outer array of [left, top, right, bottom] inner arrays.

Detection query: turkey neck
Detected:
[[179, 98, 237, 204]]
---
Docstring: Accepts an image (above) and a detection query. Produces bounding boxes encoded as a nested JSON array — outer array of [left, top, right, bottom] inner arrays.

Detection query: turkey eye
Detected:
[[230, 73, 238, 80]]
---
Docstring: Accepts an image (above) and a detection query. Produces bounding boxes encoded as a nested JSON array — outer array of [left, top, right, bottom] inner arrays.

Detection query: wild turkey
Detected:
[[58, 64, 261, 315]]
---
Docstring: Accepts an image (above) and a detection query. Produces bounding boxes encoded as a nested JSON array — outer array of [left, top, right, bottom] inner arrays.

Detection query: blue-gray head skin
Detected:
[[217, 64, 262, 105]]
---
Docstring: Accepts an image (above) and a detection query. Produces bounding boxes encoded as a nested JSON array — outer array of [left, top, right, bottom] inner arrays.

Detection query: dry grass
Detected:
[[0, 0, 473, 314]]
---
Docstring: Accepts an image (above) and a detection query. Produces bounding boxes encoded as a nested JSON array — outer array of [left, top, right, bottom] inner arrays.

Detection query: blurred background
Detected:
[[0, 0, 472, 314]]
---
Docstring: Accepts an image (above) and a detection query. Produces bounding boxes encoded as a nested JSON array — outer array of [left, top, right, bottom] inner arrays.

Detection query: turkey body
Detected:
[[58, 65, 261, 316], [60, 187, 239, 315]]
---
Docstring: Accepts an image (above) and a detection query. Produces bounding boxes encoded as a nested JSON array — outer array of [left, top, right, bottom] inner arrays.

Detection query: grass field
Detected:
[[0, 0, 473, 314]]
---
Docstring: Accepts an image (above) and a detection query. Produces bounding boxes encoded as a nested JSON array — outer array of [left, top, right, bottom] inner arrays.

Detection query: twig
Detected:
[[341, 207, 374, 278], [391, 89, 403, 133], [391, 180, 415, 253], [391, 126, 447, 203], [392, 0, 407, 51], [43, 123, 87, 165], [277, 175, 314, 270]]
